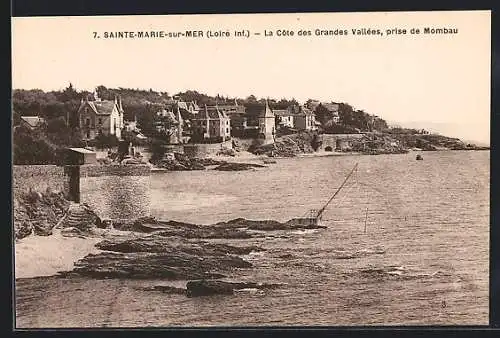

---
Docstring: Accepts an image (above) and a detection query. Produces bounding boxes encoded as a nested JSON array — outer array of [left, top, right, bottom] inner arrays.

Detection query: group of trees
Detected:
[[13, 118, 85, 165], [13, 83, 396, 164]]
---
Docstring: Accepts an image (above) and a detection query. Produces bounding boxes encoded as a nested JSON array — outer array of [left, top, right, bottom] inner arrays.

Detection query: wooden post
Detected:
[[64, 165, 80, 203]]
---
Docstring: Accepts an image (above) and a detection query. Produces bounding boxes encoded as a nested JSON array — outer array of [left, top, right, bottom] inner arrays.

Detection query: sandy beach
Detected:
[[15, 229, 102, 279]]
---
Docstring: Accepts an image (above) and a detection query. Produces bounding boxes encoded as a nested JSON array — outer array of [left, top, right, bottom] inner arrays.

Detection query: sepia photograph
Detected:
[[12, 10, 490, 327]]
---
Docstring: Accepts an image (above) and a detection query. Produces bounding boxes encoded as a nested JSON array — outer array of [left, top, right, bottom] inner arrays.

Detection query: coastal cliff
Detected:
[[249, 131, 488, 157]]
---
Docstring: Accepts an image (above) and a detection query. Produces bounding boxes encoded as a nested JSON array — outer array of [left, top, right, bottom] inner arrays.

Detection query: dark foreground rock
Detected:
[[139, 285, 187, 294], [95, 235, 264, 256], [213, 162, 266, 171], [70, 250, 250, 280], [186, 279, 281, 297], [68, 233, 258, 280]]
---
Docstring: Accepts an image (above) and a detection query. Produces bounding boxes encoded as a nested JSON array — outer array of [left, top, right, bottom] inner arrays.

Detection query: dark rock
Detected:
[[186, 279, 282, 297], [96, 235, 264, 256], [186, 280, 235, 297], [111, 217, 167, 233], [16, 221, 33, 239], [155, 220, 253, 239], [61, 203, 101, 231], [71, 248, 252, 280], [213, 162, 266, 171], [32, 221, 53, 236], [14, 190, 70, 239], [139, 285, 187, 294], [217, 218, 326, 231]]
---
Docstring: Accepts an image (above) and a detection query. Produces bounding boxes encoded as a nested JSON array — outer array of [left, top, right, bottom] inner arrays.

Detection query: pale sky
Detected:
[[12, 11, 491, 144]]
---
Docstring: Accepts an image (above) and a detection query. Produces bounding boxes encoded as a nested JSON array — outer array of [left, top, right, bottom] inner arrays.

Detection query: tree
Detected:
[[93, 133, 119, 150], [60, 82, 80, 102], [13, 126, 56, 164], [149, 138, 167, 163]]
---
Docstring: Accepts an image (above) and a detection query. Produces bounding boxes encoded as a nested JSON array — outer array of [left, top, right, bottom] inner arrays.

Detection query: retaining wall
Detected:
[[183, 140, 233, 158], [13, 165, 67, 199]]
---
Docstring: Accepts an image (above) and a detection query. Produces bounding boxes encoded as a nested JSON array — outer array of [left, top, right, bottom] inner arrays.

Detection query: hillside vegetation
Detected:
[[12, 84, 487, 164]]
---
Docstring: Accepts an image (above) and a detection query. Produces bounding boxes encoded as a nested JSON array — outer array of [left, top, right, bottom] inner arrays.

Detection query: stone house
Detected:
[[274, 109, 294, 129], [293, 106, 318, 131], [77, 91, 124, 140], [190, 104, 231, 142], [155, 105, 185, 144]]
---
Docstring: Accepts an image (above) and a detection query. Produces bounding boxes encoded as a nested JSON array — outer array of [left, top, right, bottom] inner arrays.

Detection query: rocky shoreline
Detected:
[[15, 195, 326, 297]]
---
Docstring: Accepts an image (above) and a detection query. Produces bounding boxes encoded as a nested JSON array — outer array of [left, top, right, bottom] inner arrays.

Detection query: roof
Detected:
[[188, 101, 199, 110], [68, 148, 95, 154], [274, 109, 293, 117], [177, 101, 188, 110], [193, 106, 229, 120], [84, 100, 120, 115], [298, 107, 315, 116], [259, 101, 275, 118], [20, 116, 46, 128]]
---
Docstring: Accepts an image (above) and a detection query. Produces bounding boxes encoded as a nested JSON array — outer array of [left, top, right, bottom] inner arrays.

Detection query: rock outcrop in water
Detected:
[[185, 280, 281, 297], [213, 162, 266, 171], [151, 153, 226, 171], [65, 215, 325, 280], [67, 233, 262, 280], [108, 217, 326, 240], [138, 280, 283, 297], [69, 251, 249, 279]]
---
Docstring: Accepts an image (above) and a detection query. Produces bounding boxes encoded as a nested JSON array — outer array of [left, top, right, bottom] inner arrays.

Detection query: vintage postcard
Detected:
[[12, 11, 490, 328]]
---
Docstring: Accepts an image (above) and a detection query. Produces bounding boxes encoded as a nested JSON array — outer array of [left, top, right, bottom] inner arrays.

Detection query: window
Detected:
[[86, 118, 90, 126], [98, 118, 102, 125], [226, 128, 229, 133]]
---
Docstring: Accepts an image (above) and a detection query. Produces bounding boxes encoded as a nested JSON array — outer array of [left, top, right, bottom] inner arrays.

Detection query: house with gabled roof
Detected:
[[77, 90, 124, 140], [293, 106, 318, 131], [274, 109, 294, 129], [190, 104, 231, 142]]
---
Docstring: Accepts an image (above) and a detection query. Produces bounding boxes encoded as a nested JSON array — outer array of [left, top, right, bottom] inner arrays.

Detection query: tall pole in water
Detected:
[[316, 163, 359, 220]]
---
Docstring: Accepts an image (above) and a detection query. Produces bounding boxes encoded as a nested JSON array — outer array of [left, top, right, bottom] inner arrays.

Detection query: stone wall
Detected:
[[79, 164, 151, 221], [183, 140, 233, 158], [13, 165, 67, 199], [13, 164, 152, 222], [80, 164, 151, 177], [320, 134, 365, 151]]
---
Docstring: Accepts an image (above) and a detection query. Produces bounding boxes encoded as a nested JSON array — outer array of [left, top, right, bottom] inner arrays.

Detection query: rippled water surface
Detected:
[[15, 151, 489, 327]]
